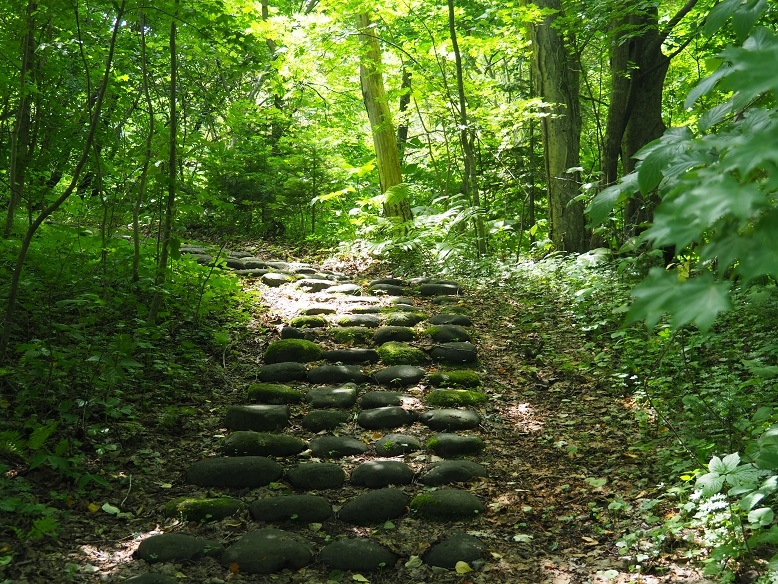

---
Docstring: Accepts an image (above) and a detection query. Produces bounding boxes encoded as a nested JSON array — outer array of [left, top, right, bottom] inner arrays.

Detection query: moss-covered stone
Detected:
[[376, 341, 429, 366], [373, 326, 416, 345], [165, 496, 245, 522], [264, 339, 322, 364], [289, 315, 328, 328], [425, 389, 487, 407], [423, 325, 472, 343], [247, 382, 304, 404], [329, 326, 374, 346], [426, 434, 484, 457], [426, 369, 482, 388], [384, 312, 427, 327], [221, 431, 307, 457]]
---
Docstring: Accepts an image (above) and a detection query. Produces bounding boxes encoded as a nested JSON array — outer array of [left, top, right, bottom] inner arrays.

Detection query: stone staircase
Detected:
[[124, 248, 496, 583]]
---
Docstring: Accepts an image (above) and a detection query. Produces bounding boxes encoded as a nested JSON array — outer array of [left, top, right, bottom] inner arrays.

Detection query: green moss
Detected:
[[376, 341, 429, 365], [247, 382, 304, 404], [409, 493, 440, 513], [289, 315, 328, 328], [165, 497, 245, 522], [425, 389, 487, 407], [330, 326, 373, 345], [381, 441, 396, 451], [427, 369, 482, 388], [264, 339, 322, 363]]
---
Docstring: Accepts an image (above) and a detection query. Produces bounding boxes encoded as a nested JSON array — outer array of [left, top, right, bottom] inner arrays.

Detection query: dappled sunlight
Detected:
[[502, 402, 545, 434]]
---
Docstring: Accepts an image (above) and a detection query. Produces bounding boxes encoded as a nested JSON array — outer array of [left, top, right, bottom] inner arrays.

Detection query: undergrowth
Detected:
[[0, 223, 251, 564]]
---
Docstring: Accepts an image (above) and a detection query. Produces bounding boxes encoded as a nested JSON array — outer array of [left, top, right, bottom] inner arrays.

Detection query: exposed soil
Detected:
[[1, 252, 712, 584]]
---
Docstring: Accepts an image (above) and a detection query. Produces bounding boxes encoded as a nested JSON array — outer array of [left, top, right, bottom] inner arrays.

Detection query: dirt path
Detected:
[[3, 253, 709, 584]]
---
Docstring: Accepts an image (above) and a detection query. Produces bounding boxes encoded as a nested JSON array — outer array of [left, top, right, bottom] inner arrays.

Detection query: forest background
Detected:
[[2, 0, 778, 581]]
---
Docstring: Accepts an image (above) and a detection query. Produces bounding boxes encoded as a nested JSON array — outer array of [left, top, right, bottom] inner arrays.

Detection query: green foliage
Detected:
[[587, 2, 777, 333]]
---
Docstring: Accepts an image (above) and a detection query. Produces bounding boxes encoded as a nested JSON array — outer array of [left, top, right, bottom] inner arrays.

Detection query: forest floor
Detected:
[[3, 249, 714, 584]]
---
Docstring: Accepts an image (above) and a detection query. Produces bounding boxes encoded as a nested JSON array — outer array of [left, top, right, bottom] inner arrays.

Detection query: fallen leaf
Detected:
[[88, 503, 100, 513], [455, 561, 472, 574], [405, 556, 423, 568], [352, 574, 369, 582], [101, 503, 120, 515]]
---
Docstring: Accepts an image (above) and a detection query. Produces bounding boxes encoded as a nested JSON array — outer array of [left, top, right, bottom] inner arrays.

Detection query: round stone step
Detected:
[[359, 391, 404, 409], [320, 538, 397, 572], [306, 384, 358, 408], [350, 460, 414, 487], [337, 488, 408, 525], [425, 389, 487, 407], [285, 462, 346, 489], [373, 365, 426, 387], [186, 456, 283, 488], [307, 365, 368, 384], [258, 362, 308, 382], [165, 496, 245, 522], [248, 494, 332, 523], [261, 272, 293, 287], [419, 460, 487, 485], [423, 532, 488, 569], [224, 404, 289, 432], [264, 339, 321, 363], [221, 529, 314, 574], [309, 436, 367, 459], [426, 434, 485, 458], [385, 312, 426, 327], [430, 342, 478, 364], [419, 281, 462, 296], [419, 408, 481, 431], [376, 342, 429, 366], [337, 314, 381, 328], [327, 283, 362, 295], [409, 488, 484, 520], [423, 324, 472, 343], [428, 313, 473, 326], [301, 409, 351, 432], [373, 326, 415, 344], [135, 533, 224, 564], [357, 406, 418, 430], [296, 278, 334, 292], [247, 382, 304, 404], [374, 433, 423, 456], [289, 315, 328, 328], [369, 283, 405, 296], [221, 431, 307, 457]]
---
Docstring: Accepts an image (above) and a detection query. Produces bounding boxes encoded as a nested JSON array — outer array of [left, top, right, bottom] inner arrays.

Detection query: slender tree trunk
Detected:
[[0, 1, 127, 363], [523, 0, 587, 253], [133, 11, 154, 283], [357, 12, 412, 223], [447, 0, 486, 255], [5, 0, 36, 237], [396, 66, 412, 164], [148, 1, 178, 324]]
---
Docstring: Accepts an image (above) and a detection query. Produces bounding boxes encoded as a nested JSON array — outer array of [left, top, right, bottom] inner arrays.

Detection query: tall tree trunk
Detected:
[[601, 0, 699, 237], [357, 12, 412, 223], [448, 0, 486, 255], [523, 0, 587, 253], [148, 1, 178, 325], [396, 66, 412, 164], [0, 1, 127, 363], [5, 0, 36, 237]]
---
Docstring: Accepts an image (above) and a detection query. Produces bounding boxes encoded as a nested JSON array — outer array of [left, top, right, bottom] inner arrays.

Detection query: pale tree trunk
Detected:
[[602, 0, 699, 237], [448, 0, 486, 255], [148, 0, 178, 325], [523, 0, 587, 253], [0, 1, 127, 363], [357, 12, 412, 223]]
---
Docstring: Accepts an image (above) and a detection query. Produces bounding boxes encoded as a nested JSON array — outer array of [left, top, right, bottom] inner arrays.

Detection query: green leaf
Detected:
[[586, 174, 638, 227], [715, 452, 741, 473], [627, 269, 731, 332], [732, 0, 768, 43], [696, 471, 725, 496], [384, 183, 410, 207], [703, 0, 740, 37], [748, 507, 774, 526]]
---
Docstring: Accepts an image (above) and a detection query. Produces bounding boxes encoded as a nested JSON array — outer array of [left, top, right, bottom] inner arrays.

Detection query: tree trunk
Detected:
[[601, 0, 698, 237], [5, 0, 36, 237], [448, 0, 486, 255], [357, 12, 412, 223], [523, 0, 587, 253], [148, 1, 178, 325]]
